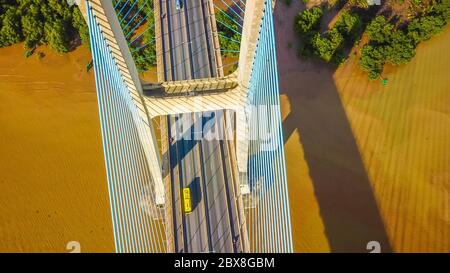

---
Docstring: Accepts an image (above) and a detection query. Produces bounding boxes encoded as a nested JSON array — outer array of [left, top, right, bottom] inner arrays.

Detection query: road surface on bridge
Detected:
[[159, 0, 242, 253]]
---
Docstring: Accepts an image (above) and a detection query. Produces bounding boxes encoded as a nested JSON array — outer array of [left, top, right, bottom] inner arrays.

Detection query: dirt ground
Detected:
[[275, 1, 449, 252], [0, 44, 114, 252]]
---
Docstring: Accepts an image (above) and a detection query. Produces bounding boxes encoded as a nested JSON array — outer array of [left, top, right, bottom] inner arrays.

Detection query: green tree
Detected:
[[360, 44, 385, 80], [294, 7, 323, 35], [310, 28, 344, 62], [384, 31, 416, 65], [128, 2, 157, 72], [0, 7, 23, 47], [0, 0, 92, 56], [407, 15, 446, 43], [334, 11, 362, 41], [215, 9, 241, 57], [366, 16, 394, 43], [21, 4, 44, 49], [44, 20, 70, 53], [72, 8, 89, 47], [434, 0, 450, 22]]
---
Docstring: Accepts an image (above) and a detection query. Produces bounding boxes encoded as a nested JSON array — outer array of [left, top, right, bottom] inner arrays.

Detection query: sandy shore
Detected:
[[0, 44, 114, 252], [0, 2, 448, 252], [275, 2, 449, 252]]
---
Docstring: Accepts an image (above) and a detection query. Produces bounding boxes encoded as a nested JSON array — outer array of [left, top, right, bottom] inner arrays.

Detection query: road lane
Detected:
[[160, 0, 241, 253], [179, 114, 208, 252], [201, 111, 234, 252]]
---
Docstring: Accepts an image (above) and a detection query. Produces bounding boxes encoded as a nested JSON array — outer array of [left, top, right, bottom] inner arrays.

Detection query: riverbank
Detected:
[[0, 44, 114, 252], [275, 1, 449, 252]]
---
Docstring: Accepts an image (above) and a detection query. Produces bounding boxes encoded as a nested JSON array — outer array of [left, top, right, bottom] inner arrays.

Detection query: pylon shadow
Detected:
[[275, 2, 392, 253]]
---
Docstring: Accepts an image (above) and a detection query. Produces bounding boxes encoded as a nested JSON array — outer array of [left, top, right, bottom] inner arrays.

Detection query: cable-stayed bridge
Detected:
[[81, 0, 292, 253]]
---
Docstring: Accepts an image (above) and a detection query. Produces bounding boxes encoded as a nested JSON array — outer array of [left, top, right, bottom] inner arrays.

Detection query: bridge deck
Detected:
[[156, 0, 246, 253]]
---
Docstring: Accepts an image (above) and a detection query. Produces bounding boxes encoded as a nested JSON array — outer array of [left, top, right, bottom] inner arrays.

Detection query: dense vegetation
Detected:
[[0, 0, 241, 73], [295, 7, 362, 65], [293, 0, 450, 80], [215, 9, 241, 57], [0, 0, 158, 72], [361, 1, 450, 79], [0, 0, 89, 53], [114, 0, 157, 72]]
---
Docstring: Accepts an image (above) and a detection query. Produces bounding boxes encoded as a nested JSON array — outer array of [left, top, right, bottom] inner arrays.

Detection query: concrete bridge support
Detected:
[[85, 0, 165, 205]]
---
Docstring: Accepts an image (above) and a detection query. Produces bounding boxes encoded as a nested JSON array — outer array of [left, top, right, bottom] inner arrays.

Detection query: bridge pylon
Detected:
[[83, 0, 292, 253]]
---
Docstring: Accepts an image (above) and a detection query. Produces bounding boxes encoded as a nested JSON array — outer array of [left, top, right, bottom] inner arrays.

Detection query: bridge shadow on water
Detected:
[[279, 64, 392, 253], [274, 2, 392, 253]]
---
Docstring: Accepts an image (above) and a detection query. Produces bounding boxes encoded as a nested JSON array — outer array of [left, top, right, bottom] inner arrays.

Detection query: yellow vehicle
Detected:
[[182, 187, 192, 214]]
